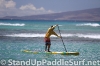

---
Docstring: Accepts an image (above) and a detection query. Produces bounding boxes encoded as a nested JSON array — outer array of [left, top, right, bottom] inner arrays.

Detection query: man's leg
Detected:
[[45, 44, 47, 51], [48, 44, 51, 52]]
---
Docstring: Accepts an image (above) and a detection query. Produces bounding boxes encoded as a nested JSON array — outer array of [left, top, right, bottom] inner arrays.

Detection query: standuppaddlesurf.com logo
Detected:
[[0, 59, 100, 66]]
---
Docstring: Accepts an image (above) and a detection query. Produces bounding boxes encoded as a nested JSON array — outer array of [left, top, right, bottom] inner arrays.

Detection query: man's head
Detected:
[[51, 25, 53, 27], [51, 25, 55, 30]]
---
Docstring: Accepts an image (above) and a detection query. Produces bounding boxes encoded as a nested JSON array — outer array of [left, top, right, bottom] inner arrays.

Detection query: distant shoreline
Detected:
[[0, 8, 100, 22], [0, 19, 100, 22]]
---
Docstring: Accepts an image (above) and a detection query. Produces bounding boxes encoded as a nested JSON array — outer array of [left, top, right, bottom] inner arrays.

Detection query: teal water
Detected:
[[0, 20, 100, 66]]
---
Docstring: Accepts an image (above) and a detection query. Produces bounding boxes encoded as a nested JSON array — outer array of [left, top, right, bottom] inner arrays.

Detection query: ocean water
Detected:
[[0, 20, 100, 66]]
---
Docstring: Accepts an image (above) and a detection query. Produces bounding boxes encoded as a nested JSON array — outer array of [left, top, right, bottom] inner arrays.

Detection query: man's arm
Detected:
[[52, 31, 60, 38]]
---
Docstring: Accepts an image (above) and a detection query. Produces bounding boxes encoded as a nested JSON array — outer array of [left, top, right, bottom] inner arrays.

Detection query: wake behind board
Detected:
[[21, 50, 79, 56]]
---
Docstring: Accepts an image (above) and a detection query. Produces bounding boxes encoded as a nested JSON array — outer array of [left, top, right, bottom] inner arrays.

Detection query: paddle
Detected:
[[57, 25, 67, 52]]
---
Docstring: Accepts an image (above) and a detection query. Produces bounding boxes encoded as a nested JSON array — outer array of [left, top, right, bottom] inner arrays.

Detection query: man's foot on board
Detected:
[[48, 51, 51, 52], [45, 50, 51, 52]]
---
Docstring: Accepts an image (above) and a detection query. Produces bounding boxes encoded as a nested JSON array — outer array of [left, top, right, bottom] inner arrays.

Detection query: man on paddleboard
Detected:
[[44, 25, 60, 52]]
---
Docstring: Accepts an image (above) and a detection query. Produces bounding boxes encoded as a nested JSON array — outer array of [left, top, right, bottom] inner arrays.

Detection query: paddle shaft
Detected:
[[57, 25, 67, 52]]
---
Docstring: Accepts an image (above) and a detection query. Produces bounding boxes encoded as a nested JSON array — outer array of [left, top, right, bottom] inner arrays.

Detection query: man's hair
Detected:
[[51, 25, 55, 30], [51, 25, 53, 27]]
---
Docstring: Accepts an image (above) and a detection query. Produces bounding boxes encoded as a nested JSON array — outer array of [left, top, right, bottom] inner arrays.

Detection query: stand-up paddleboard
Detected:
[[21, 50, 79, 56]]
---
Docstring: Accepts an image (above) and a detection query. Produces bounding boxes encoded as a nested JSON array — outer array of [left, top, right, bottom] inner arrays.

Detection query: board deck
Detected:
[[21, 50, 79, 55]]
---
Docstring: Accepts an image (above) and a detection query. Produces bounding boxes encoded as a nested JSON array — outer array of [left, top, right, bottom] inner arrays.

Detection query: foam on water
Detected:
[[0, 22, 25, 26], [76, 23, 100, 27], [3, 33, 100, 39]]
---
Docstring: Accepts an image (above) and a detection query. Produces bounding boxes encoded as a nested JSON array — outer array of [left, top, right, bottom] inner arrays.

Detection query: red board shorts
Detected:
[[44, 37, 51, 45]]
